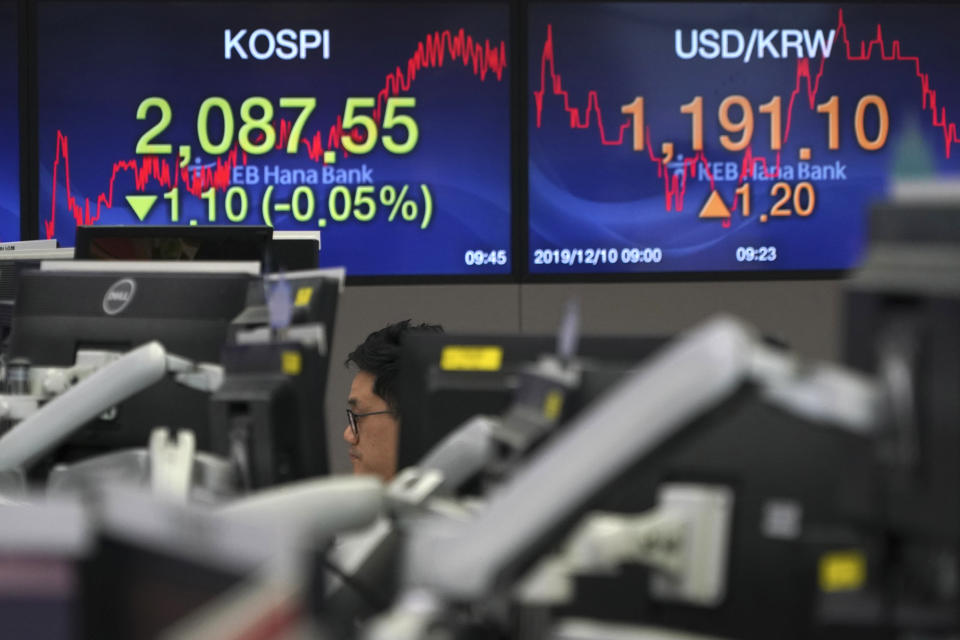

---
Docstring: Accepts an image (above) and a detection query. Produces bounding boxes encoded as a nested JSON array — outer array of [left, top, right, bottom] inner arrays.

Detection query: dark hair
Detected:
[[345, 320, 443, 417]]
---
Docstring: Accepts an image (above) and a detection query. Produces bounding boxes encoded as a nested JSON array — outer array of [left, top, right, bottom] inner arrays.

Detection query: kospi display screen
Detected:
[[0, 0, 19, 241], [37, 2, 511, 277], [528, 3, 960, 275]]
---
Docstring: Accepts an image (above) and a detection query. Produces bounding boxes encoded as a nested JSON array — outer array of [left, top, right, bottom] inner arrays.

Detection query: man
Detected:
[[344, 320, 443, 481]]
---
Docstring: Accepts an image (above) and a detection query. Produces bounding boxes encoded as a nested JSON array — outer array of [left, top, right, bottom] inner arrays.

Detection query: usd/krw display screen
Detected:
[[0, 0, 19, 241], [38, 2, 511, 276], [528, 3, 960, 275]]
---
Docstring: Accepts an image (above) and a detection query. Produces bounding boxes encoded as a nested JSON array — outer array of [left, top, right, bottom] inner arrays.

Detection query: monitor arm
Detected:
[[515, 483, 734, 608], [0, 341, 223, 472], [218, 475, 384, 545], [394, 414, 499, 499]]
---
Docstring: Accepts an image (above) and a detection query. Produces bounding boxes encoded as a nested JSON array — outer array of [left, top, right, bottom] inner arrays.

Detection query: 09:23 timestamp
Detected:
[[735, 246, 777, 262]]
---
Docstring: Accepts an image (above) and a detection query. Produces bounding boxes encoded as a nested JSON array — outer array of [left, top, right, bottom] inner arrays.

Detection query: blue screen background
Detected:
[[0, 0, 19, 242]]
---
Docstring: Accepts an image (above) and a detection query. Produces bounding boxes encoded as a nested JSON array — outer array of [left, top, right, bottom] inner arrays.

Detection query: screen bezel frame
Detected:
[[517, 0, 914, 284], [26, 0, 522, 285]]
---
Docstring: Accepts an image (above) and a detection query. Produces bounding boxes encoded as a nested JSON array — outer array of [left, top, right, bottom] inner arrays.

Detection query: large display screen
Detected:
[[0, 0, 19, 241], [37, 2, 511, 276], [528, 3, 960, 275]]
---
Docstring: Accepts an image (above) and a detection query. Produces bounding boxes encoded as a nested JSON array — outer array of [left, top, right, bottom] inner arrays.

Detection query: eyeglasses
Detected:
[[346, 408, 393, 440]]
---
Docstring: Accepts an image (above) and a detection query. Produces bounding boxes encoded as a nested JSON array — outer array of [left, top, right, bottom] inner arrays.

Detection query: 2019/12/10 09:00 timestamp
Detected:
[[533, 247, 664, 267]]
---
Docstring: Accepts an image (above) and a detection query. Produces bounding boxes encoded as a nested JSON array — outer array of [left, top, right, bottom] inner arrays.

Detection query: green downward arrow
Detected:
[[126, 194, 158, 221]]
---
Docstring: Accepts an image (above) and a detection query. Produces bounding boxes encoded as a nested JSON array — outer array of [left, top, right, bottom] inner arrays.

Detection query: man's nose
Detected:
[[343, 423, 358, 445]]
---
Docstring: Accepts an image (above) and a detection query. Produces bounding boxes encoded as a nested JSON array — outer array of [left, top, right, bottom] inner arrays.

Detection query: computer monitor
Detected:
[[548, 382, 882, 640], [843, 208, 960, 545], [230, 268, 343, 347], [396, 334, 667, 470], [74, 225, 320, 272], [526, 3, 960, 278], [867, 203, 960, 247], [210, 269, 344, 486], [841, 278, 960, 637], [6, 262, 258, 465], [0, 245, 73, 347], [74, 225, 272, 263], [80, 488, 274, 639], [37, 1, 512, 278], [395, 327, 886, 638], [0, 498, 89, 639], [269, 232, 322, 272], [0, 0, 18, 243]]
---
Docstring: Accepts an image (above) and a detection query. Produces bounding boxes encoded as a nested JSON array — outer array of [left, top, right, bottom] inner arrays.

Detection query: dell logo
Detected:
[[103, 279, 137, 316]]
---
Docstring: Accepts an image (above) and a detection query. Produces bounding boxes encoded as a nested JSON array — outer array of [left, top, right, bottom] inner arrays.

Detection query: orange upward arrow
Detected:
[[698, 190, 732, 219]]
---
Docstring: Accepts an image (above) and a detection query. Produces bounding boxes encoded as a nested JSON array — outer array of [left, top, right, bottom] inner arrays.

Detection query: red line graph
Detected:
[[46, 28, 507, 239], [533, 8, 960, 213]]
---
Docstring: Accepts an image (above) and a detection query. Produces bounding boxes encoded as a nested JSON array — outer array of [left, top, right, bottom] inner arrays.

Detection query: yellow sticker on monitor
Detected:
[[440, 345, 503, 372], [543, 390, 564, 421], [819, 550, 866, 592], [282, 351, 302, 376], [294, 287, 314, 307]]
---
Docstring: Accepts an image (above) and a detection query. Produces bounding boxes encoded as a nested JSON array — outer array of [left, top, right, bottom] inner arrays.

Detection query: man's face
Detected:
[[344, 370, 399, 481]]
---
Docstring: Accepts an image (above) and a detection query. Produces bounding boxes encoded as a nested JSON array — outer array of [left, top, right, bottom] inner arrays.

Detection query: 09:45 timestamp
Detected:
[[465, 249, 508, 266]]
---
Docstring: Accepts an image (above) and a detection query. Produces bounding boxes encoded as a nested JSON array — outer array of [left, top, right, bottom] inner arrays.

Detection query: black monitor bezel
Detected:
[[73, 224, 273, 261], [18, 0, 885, 283]]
